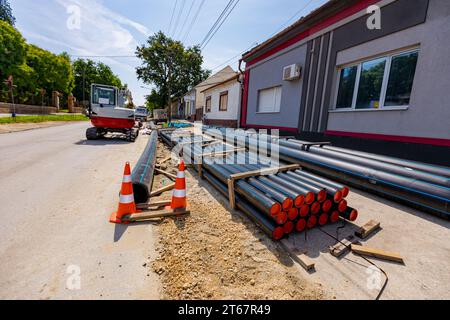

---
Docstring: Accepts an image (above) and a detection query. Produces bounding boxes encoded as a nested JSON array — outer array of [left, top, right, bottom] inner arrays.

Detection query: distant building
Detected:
[[183, 88, 196, 121], [201, 72, 241, 128], [240, 0, 450, 164], [192, 66, 238, 122]]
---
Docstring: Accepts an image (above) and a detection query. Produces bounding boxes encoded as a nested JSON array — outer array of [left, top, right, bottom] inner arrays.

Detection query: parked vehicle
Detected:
[[153, 109, 168, 124], [135, 106, 149, 122]]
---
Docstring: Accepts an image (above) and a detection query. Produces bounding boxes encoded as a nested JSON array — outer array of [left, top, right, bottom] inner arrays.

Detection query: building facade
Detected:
[[241, 0, 450, 164], [202, 74, 241, 128], [193, 66, 238, 122]]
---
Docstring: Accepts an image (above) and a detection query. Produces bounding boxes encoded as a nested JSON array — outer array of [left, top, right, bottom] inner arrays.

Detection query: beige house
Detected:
[[193, 66, 237, 121]]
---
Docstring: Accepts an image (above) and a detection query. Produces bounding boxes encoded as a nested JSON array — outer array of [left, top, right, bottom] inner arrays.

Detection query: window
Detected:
[[205, 96, 211, 113], [257, 86, 282, 113], [356, 57, 386, 109], [334, 49, 419, 110], [219, 91, 228, 111], [385, 51, 419, 106], [92, 85, 116, 106], [336, 66, 358, 109]]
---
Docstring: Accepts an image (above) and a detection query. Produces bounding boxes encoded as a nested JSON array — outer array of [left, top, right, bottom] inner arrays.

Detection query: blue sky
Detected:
[[11, 0, 328, 105]]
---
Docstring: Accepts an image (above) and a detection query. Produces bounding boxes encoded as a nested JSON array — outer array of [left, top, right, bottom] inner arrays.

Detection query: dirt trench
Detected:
[[150, 142, 326, 300]]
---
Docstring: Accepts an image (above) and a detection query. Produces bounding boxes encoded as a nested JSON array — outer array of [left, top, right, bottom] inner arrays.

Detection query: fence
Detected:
[[0, 102, 58, 115]]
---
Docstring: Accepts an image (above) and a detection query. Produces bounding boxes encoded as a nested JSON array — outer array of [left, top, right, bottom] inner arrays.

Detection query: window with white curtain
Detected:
[[335, 49, 419, 110], [257, 86, 282, 113]]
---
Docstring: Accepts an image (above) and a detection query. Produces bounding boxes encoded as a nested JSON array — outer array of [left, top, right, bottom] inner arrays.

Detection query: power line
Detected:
[[69, 55, 137, 58], [201, 0, 240, 50], [200, 0, 235, 48], [168, 0, 178, 35], [270, 0, 316, 38], [177, 0, 195, 40], [210, 42, 257, 71], [182, 0, 206, 43], [207, 0, 317, 71], [172, 0, 186, 38]]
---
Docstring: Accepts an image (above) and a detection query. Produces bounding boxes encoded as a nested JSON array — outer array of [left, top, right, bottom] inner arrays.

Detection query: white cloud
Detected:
[[14, 0, 151, 105]]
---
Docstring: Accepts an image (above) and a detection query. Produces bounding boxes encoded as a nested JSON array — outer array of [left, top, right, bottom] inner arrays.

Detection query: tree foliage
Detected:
[[0, 20, 26, 79], [145, 89, 166, 111], [72, 59, 123, 104], [136, 31, 210, 110], [0, 0, 15, 26], [0, 21, 123, 106]]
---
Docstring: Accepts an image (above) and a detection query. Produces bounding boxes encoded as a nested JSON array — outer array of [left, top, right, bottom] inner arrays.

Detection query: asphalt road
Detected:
[[0, 122, 160, 299]]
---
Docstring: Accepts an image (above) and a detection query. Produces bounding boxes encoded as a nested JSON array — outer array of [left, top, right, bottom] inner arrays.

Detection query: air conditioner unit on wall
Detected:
[[283, 64, 301, 81]]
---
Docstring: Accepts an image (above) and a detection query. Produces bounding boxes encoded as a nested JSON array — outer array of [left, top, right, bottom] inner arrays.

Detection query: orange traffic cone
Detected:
[[110, 162, 141, 224], [170, 160, 187, 210]]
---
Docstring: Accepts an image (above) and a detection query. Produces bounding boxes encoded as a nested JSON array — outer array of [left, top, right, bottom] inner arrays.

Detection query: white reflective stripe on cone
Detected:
[[173, 189, 186, 198], [120, 194, 135, 204], [123, 175, 132, 183], [177, 172, 185, 179]]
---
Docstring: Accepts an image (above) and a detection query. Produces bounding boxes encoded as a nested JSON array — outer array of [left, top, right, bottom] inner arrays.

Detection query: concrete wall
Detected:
[[327, 0, 450, 140], [0, 102, 57, 115], [203, 81, 241, 122], [246, 44, 307, 129]]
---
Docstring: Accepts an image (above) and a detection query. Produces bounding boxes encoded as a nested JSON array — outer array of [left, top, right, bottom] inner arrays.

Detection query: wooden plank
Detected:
[[197, 164, 203, 179], [356, 220, 381, 239], [229, 164, 301, 181], [178, 139, 216, 146], [297, 254, 315, 271], [329, 237, 361, 258], [201, 140, 223, 148], [227, 179, 236, 209], [201, 147, 246, 158], [155, 168, 177, 180], [125, 209, 190, 222], [150, 183, 175, 197], [279, 241, 315, 272], [157, 156, 172, 166], [351, 244, 404, 264], [137, 200, 172, 210]]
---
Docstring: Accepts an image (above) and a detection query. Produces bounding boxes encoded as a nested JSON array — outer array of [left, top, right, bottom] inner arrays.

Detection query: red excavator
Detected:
[[86, 84, 139, 142]]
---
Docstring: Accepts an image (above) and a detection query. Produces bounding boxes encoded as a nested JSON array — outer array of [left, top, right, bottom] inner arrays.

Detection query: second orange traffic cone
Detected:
[[170, 160, 187, 210], [110, 162, 140, 224]]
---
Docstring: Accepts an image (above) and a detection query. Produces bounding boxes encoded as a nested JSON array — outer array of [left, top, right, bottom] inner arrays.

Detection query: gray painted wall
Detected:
[[246, 44, 307, 128], [327, 0, 450, 140]]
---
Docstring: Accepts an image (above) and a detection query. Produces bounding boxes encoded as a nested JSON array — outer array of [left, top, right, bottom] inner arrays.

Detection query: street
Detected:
[[0, 122, 160, 299]]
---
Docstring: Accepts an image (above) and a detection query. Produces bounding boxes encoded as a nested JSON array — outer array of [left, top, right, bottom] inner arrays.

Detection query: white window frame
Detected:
[[256, 86, 282, 114], [332, 48, 419, 112]]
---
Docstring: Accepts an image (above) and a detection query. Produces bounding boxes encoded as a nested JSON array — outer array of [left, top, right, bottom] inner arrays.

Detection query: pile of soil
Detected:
[[150, 142, 325, 300]]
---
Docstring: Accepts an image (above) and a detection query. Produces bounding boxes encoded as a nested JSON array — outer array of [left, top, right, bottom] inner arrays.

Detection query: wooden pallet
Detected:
[[356, 220, 381, 239], [127, 201, 190, 222]]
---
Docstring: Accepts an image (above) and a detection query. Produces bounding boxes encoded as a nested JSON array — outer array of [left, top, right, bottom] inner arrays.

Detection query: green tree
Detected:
[[0, 20, 26, 79], [0, 0, 15, 26], [72, 59, 122, 105], [136, 31, 210, 119], [20, 45, 74, 104], [145, 89, 166, 111]]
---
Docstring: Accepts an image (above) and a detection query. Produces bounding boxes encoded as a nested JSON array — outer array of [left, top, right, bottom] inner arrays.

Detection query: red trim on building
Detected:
[[325, 130, 450, 147], [245, 124, 298, 133], [240, 0, 381, 129], [246, 0, 381, 67]]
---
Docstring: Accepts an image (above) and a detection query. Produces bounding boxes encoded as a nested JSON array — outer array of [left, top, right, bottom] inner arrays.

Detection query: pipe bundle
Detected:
[[204, 128, 450, 219], [159, 129, 358, 241]]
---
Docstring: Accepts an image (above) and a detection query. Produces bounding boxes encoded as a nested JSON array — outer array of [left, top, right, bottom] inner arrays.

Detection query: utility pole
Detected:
[[166, 50, 173, 124], [5, 75, 16, 120]]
